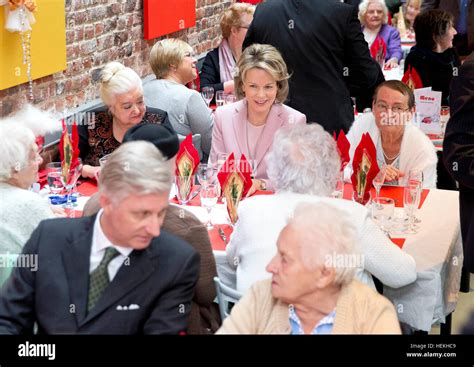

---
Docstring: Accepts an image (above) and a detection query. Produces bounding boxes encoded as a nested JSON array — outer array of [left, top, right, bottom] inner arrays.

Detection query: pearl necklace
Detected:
[[382, 149, 400, 161]]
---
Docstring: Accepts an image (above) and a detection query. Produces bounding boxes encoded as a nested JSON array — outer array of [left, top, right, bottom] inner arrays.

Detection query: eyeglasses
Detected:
[[239, 25, 250, 29], [375, 103, 411, 114]]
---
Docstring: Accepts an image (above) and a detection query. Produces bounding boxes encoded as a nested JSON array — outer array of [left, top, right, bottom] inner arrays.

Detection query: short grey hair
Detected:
[[359, 0, 389, 25], [99, 141, 173, 203], [0, 120, 36, 181], [266, 124, 341, 196], [289, 202, 359, 286], [99, 61, 143, 106]]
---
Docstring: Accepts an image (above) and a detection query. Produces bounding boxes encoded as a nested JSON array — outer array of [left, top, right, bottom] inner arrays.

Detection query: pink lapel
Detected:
[[232, 100, 251, 158], [253, 104, 285, 170]]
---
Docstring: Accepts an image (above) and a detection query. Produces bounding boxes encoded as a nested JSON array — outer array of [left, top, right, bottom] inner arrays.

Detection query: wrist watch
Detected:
[[260, 180, 267, 190]]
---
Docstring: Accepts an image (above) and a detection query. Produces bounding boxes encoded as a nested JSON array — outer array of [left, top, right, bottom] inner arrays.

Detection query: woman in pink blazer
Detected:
[[209, 44, 306, 194]]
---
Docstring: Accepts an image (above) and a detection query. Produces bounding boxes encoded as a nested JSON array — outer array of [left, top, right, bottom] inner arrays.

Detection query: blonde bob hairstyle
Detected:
[[234, 44, 290, 104], [99, 61, 143, 107], [358, 0, 389, 25], [149, 39, 193, 80], [220, 2, 255, 39]]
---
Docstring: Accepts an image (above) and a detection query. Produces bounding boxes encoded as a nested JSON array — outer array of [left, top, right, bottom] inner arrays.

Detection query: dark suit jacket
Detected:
[[0, 216, 200, 334], [243, 0, 384, 133], [443, 52, 474, 273], [200, 48, 224, 94], [82, 197, 221, 334]]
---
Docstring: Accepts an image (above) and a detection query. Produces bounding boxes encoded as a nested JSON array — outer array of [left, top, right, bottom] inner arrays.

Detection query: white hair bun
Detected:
[[101, 61, 126, 83]]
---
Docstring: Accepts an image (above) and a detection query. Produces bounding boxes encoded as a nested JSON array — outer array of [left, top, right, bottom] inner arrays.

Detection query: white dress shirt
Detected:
[[90, 209, 133, 281]]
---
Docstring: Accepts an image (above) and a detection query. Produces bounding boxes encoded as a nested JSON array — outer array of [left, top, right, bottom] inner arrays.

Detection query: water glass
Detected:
[[371, 197, 395, 235], [215, 91, 226, 107], [201, 86, 214, 107], [201, 184, 218, 229], [46, 162, 64, 194]]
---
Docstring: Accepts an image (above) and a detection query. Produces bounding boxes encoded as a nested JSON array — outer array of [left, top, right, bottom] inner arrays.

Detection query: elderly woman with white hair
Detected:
[[0, 106, 62, 257], [221, 123, 416, 294], [218, 202, 401, 334], [79, 61, 175, 178], [359, 0, 403, 68]]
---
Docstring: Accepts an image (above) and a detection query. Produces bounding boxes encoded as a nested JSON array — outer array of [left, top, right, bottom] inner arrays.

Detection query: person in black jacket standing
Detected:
[[243, 0, 384, 133], [443, 52, 474, 292]]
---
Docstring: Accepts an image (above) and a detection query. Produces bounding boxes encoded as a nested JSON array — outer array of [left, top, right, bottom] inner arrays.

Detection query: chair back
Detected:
[[213, 276, 243, 320]]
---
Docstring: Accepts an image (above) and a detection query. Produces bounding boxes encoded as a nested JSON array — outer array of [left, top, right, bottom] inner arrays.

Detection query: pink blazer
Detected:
[[209, 100, 306, 189]]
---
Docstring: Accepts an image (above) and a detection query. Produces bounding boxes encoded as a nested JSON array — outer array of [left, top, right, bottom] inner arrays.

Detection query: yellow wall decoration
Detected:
[[0, 0, 66, 90]]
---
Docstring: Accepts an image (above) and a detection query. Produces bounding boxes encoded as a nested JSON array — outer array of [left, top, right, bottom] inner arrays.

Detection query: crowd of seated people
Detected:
[[1, 0, 471, 336]]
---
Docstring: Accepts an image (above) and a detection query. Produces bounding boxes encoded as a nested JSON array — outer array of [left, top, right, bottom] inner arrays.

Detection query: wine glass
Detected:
[[60, 158, 82, 215], [373, 164, 387, 200], [196, 163, 215, 189], [371, 197, 394, 236], [439, 106, 450, 138], [175, 175, 195, 205], [201, 86, 214, 107], [46, 162, 64, 195], [408, 169, 423, 223], [201, 184, 218, 229], [403, 182, 421, 234]]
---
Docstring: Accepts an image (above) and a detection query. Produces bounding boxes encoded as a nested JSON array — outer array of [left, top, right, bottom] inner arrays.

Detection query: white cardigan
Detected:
[[224, 192, 417, 294], [344, 113, 438, 188]]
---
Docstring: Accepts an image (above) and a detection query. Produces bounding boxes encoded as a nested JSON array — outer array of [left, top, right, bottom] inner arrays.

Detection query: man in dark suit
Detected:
[[0, 141, 200, 334], [421, 0, 473, 56], [243, 0, 384, 133], [443, 52, 474, 292]]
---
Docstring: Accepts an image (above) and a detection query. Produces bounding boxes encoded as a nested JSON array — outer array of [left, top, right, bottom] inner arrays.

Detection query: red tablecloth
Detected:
[[75, 180, 426, 251]]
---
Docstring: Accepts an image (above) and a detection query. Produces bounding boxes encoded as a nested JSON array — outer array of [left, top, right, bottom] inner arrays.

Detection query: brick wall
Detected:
[[0, 0, 234, 117]]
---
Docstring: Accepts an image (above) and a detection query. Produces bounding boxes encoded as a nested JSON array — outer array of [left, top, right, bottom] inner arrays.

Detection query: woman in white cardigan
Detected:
[[345, 80, 438, 188], [220, 123, 417, 295]]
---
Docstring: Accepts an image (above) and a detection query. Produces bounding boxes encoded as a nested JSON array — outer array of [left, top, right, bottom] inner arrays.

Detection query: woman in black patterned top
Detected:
[[78, 61, 174, 178]]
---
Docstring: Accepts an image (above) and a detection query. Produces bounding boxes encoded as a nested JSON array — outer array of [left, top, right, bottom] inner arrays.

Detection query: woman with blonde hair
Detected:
[[393, 0, 423, 38], [209, 43, 306, 194], [79, 61, 174, 177], [144, 38, 213, 160], [200, 3, 255, 95]]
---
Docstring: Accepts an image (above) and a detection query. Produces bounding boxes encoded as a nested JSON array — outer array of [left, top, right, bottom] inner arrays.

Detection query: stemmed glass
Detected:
[[215, 91, 226, 107], [373, 164, 387, 200], [60, 159, 82, 214], [439, 106, 450, 138], [201, 86, 214, 107], [196, 163, 215, 189], [371, 197, 395, 236], [408, 169, 423, 223], [201, 184, 218, 229], [403, 182, 421, 234]]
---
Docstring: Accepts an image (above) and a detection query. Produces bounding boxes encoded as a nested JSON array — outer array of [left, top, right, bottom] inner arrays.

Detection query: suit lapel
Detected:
[[61, 216, 96, 326], [253, 104, 284, 171], [80, 247, 157, 327], [232, 100, 250, 158]]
